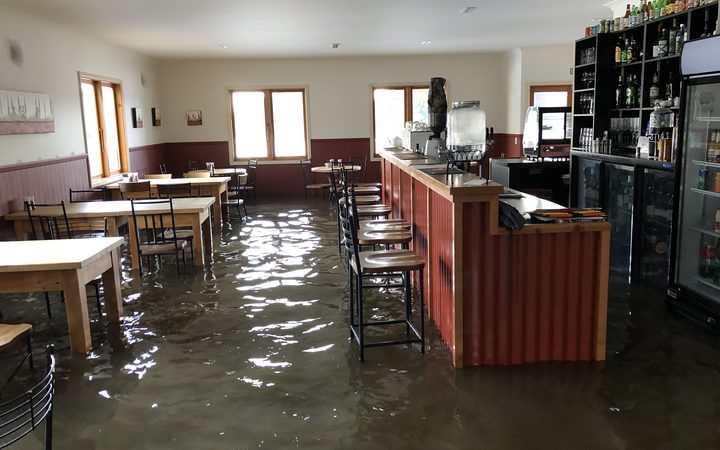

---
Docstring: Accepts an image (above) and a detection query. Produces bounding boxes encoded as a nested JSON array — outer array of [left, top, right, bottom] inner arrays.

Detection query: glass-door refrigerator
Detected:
[[669, 36, 720, 328]]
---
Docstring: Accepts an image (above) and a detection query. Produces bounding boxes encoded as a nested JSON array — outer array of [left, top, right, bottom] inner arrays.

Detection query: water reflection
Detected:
[[2, 200, 720, 449]]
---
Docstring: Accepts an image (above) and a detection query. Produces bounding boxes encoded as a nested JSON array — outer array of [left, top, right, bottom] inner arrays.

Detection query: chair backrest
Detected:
[[129, 198, 181, 249], [145, 173, 172, 180], [25, 201, 73, 240], [300, 160, 314, 186], [339, 186, 361, 269], [188, 160, 200, 171], [159, 163, 168, 174], [69, 187, 108, 203], [157, 183, 197, 198], [118, 181, 152, 200], [0, 345, 55, 450], [184, 170, 211, 178], [246, 160, 258, 187], [359, 155, 369, 182]]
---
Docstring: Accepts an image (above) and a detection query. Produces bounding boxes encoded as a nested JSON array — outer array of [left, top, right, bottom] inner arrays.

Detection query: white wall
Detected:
[[0, 7, 160, 167], [503, 48, 524, 134], [156, 53, 510, 147]]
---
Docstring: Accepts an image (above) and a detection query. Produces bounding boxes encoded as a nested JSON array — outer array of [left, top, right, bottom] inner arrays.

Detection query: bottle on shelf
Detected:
[[615, 36, 624, 63], [665, 70, 675, 100], [708, 130, 720, 162], [627, 37, 635, 62], [701, 8, 711, 37], [669, 19, 679, 56], [626, 75, 634, 108], [624, 3, 632, 28], [653, 25, 661, 58], [698, 168, 706, 190], [658, 26, 669, 57], [676, 24, 686, 54], [622, 38, 630, 63], [615, 75, 625, 108], [650, 68, 661, 103], [698, 236, 716, 278]]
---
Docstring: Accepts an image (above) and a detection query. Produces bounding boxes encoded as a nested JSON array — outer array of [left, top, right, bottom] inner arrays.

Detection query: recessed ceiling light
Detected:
[[421, 40, 432, 45], [460, 6, 477, 14], [218, 44, 229, 49]]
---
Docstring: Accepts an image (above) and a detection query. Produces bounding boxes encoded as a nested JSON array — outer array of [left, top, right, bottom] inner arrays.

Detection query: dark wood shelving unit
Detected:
[[570, 2, 718, 286]]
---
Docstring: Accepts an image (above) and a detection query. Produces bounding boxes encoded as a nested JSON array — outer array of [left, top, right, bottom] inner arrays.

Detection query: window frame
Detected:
[[228, 87, 310, 163], [529, 84, 573, 107], [78, 73, 129, 180], [370, 83, 430, 157]]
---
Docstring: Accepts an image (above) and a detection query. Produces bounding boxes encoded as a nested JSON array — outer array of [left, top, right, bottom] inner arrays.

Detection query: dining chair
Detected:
[[119, 181, 152, 200], [221, 172, 248, 220], [145, 173, 172, 180], [187, 160, 200, 171], [159, 163, 168, 174], [157, 183, 198, 258], [0, 323, 33, 392], [25, 201, 104, 318], [68, 188, 109, 238], [353, 155, 382, 188], [340, 187, 425, 361], [236, 160, 257, 201], [68, 187, 109, 203], [129, 198, 187, 276], [0, 345, 55, 450], [300, 160, 329, 200], [184, 170, 211, 178]]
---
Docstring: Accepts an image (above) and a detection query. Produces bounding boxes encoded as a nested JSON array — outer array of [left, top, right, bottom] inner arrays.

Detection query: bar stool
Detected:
[[340, 187, 425, 361]]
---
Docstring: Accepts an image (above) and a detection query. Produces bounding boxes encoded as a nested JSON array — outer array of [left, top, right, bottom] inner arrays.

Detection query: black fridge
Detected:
[[668, 36, 720, 329]]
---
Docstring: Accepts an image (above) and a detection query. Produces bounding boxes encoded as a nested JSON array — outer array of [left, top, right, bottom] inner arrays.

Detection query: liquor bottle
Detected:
[[650, 69, 661, 103], [624, 3, 631, 29], [615, 75, 625, 108], [665, 71, 675, 100], [701, 8, 710, 37], [676, 24, 686, 54], [615, 36, 624, 63], [653, 26, 661, 58], [658, 26, 668, 57], [631, 4, 639, 26], [626, 75, 634, 108], [669, 19, 679, 55], [626, 37, 635, 62], [622, 38, 629, 63]]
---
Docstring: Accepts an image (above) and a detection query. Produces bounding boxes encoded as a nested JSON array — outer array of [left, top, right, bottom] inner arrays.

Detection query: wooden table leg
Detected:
[[127, 219, 140, 271], [212, 188, 222, 227], [14, 220, 25, 240], [62, 269, 92, 353], [107, 217, 120, 237], [220, 182, 229, 221], [102, 248, 123, 322], [192, 215, 205, 266], [203, 214, 212, 260]]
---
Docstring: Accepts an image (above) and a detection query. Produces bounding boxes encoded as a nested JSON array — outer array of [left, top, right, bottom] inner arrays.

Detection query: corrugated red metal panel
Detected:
[[462, 202, 604, 366], [411, 180, 429, 302], [428, 192, 454, 351], [400, 170, 412, 221], [391, 165, 401, 219]]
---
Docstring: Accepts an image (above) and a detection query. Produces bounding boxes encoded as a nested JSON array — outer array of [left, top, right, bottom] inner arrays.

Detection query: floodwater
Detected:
[[2, 198, 720, 449]]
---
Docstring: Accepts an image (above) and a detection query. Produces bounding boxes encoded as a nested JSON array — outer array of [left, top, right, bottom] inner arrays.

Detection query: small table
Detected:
[[212, 168, 247, 176], [0, 237, 124, 353], [4, 198, 215, 270], [105, 177, 230, 227], [311, 165, 361, 174]]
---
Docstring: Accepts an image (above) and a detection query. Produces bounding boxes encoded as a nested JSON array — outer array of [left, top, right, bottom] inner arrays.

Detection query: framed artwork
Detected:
[[186, 110, 202, 126], [151, 107, 161, 126], [131, 107, 143, 128], [0, 89, 55, 135]]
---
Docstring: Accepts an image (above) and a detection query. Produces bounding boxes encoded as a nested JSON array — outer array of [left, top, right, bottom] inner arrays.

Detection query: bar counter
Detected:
[[379, 149, 611, 367]]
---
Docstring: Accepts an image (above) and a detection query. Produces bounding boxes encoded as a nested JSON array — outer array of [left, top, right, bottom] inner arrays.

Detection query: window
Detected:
[[529, 84, 572, 107], [372, 85, 429, 154], [230, 88, 308, 161], [79, 76, 128, 179]]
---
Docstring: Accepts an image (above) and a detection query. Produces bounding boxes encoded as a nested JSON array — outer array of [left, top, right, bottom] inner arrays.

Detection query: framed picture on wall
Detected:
[[131, 107, 143, 128], [186, 110, 202, 126], [151, 107, 161, 126]]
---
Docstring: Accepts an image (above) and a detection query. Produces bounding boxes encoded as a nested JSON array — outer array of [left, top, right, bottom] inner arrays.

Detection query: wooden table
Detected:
[[4, 198, 215, 270], [0, 237, 124, 353], [104, 177, 230, 227], [311, 165, 361, 174], [212, 168, 247, 176]]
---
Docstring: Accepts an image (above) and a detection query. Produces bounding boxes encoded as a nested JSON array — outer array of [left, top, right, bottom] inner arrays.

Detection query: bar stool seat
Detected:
[[356, 204, 391, 217], [361, 219, 410, 231], [352, 249, 424, 273], [339, 195, 380, 206], [352, 186, 381, 195], [357, 229, 412, 247]]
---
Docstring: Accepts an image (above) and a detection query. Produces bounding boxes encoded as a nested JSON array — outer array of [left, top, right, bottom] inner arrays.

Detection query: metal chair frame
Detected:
[[130, 198, 187, 276], [0, 345, 55, 450]]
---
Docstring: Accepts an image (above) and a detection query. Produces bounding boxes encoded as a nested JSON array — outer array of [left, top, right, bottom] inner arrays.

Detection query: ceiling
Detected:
[[0, 0, 612, 58]]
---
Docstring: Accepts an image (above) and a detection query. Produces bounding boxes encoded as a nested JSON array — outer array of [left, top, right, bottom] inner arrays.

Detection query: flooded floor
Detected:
[[2, 198, 720, 449]]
